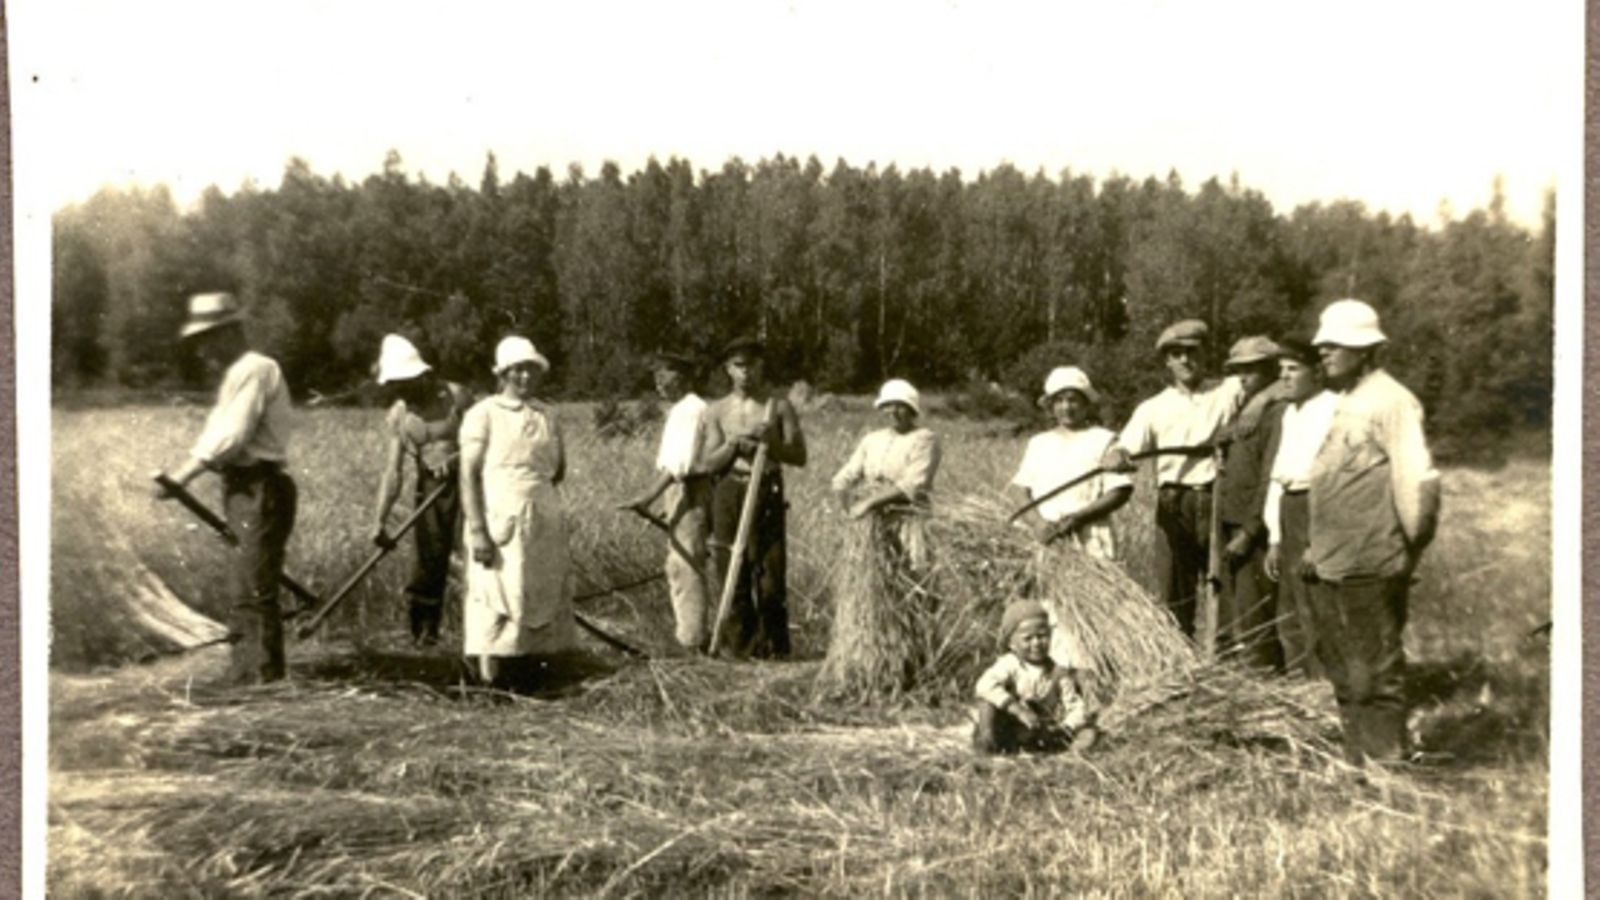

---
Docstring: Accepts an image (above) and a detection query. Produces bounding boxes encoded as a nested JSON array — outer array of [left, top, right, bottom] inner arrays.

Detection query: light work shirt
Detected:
[[1263, 390, 1338, 544], [656, 393, 708, 480], [1305, 369, 1441, 581], [1118, 377, 1245, 486], [1010, 426, 1130, 560], [974, 653, 1090, 729], [190, 350, 292, 467], [830, 426, 941, 503]]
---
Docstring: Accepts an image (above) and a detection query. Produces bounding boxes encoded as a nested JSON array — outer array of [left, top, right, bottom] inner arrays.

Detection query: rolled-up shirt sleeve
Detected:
[[190, 361, 272, 467], [1383, 394, 1441, 548], [1117, 405, 1153, 456], [1264, 480, 1285, 545]]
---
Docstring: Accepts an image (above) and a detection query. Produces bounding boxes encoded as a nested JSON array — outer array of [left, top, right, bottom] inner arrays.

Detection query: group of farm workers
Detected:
[[154, 291, 1437, 766]]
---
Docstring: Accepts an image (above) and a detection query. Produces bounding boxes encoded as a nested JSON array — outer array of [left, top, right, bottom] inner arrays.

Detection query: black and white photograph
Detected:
[[14, 0, 1583, 895]]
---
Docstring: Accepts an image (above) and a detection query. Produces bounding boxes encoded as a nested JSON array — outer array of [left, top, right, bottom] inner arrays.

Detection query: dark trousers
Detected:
[[1219, 522, 1283, 670], [406, 468, 459, 643], [222, 464, 298, 684], [711, 473, 790, 659], [1154, 484, 1212, 637], [1275, 492, 1321, 677], [972, 702, 1083, 755], [1308, 573, 1411, 764]]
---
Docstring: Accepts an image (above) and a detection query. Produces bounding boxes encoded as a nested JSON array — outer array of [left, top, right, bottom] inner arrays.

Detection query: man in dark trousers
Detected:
[[1263, 338, 1338, 677], [154, 292, 297, 684], [1215, 335, 1287, 669], [1303, 300, 1440, 764], [1114, 320, 1244, 638], [702, 337, 808, 659]]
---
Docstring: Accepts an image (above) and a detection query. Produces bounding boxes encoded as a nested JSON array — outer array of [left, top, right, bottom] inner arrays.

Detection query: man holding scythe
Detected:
[[1111, 319, 1245, 642], [618, 351, 716, 653], [702, 337, 808, 659], [153, 292, 297, 685]]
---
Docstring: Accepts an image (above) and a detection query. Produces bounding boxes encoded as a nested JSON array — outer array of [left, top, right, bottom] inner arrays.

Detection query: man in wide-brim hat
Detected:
[[701, 336, 809, 659], [153, 292, 298, 685]]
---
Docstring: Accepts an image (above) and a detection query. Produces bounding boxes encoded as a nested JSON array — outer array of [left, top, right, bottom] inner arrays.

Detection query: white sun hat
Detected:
[[1039, 366, 1099, 406], [376, 334, 432, 384], [1313, 299, 1387, 348], [493, 336, 550, 374], [873, 378, 921, 416]]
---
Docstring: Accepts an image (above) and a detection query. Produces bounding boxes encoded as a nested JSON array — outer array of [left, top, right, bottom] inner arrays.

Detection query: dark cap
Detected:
[[652, 351, 700, 374], [721, 335, 766, 361], [1275, 336, 1318, 366]]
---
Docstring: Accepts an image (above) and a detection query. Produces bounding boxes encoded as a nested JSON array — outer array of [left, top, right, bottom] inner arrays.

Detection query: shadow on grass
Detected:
[[295, 647, 627, 700], [1405, 646, 1549, 766]]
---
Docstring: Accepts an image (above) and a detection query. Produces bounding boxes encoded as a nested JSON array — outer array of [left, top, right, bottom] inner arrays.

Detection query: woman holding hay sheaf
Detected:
[[830, 379, 942, 570], [458, 336, 577, 684], [819, 379, 942, 696]]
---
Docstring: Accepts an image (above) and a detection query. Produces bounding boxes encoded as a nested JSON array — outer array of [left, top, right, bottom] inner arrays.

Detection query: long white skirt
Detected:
[[464, 480, 577, 657]]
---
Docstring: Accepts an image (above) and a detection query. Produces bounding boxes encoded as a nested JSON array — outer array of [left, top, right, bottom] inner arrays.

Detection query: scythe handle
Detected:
[[155, 473, 321, 611], [295, 477, 454, 639]]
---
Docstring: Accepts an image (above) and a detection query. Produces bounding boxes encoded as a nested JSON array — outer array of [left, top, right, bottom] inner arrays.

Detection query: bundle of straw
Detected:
[[816, 493, 1198, 707], [816, 512, 941, 701]]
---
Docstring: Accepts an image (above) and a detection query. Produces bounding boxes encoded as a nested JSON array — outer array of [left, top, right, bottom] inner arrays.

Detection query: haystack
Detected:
[[816, 494, 1196, 707]]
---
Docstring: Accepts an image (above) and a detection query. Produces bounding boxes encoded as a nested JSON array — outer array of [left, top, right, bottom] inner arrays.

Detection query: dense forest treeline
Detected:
[[51, 152, 1552, 443]]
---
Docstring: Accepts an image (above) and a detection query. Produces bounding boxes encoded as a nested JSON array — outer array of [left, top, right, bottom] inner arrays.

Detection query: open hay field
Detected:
[[48, 401, 1552, 896]]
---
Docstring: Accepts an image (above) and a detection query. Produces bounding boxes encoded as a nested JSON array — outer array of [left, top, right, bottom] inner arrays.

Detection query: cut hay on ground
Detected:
[[51, 654, 1477, 897]]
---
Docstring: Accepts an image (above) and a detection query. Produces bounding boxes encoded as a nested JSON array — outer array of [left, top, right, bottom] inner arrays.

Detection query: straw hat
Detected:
[[179, 292, 243, 339], [493, 336, 550, 374], [376, 334, 432, 384], [873, 379, 921, 416]]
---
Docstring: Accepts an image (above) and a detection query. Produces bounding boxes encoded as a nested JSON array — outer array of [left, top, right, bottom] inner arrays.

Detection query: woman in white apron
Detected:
[[459, 336, 577, 683]]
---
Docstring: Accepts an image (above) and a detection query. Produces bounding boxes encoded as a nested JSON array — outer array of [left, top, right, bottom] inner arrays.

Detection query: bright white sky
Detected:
[[12, 0, 1572, 225]]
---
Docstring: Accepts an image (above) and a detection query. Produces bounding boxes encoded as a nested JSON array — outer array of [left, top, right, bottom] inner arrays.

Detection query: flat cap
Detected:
[[1156, 319, 1210, 351], [1224, 335, 1283, 369]]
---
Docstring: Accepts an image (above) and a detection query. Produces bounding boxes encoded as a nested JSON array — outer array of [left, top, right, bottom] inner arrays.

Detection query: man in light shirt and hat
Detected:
[[1302, 299, 1440, 764], [1112, 319, 1245, 638], [1213, 335, 1289, 669], [153, 292, 297, 685], [619, 351, 714, 652]]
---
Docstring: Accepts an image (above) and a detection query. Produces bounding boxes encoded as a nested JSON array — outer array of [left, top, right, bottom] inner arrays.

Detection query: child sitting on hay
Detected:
[[973, 600, 1099, 755]]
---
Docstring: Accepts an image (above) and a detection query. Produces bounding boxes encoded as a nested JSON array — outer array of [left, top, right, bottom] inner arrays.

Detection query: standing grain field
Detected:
[[47, 400, 1552, 896]]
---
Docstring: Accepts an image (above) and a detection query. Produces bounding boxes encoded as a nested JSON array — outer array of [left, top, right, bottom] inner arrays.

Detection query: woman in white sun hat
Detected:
[[830, 378, 942, 568], [458, 336, 577, 683], [1009, 366, 1133, 563], [369, 334, 474, 647]]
